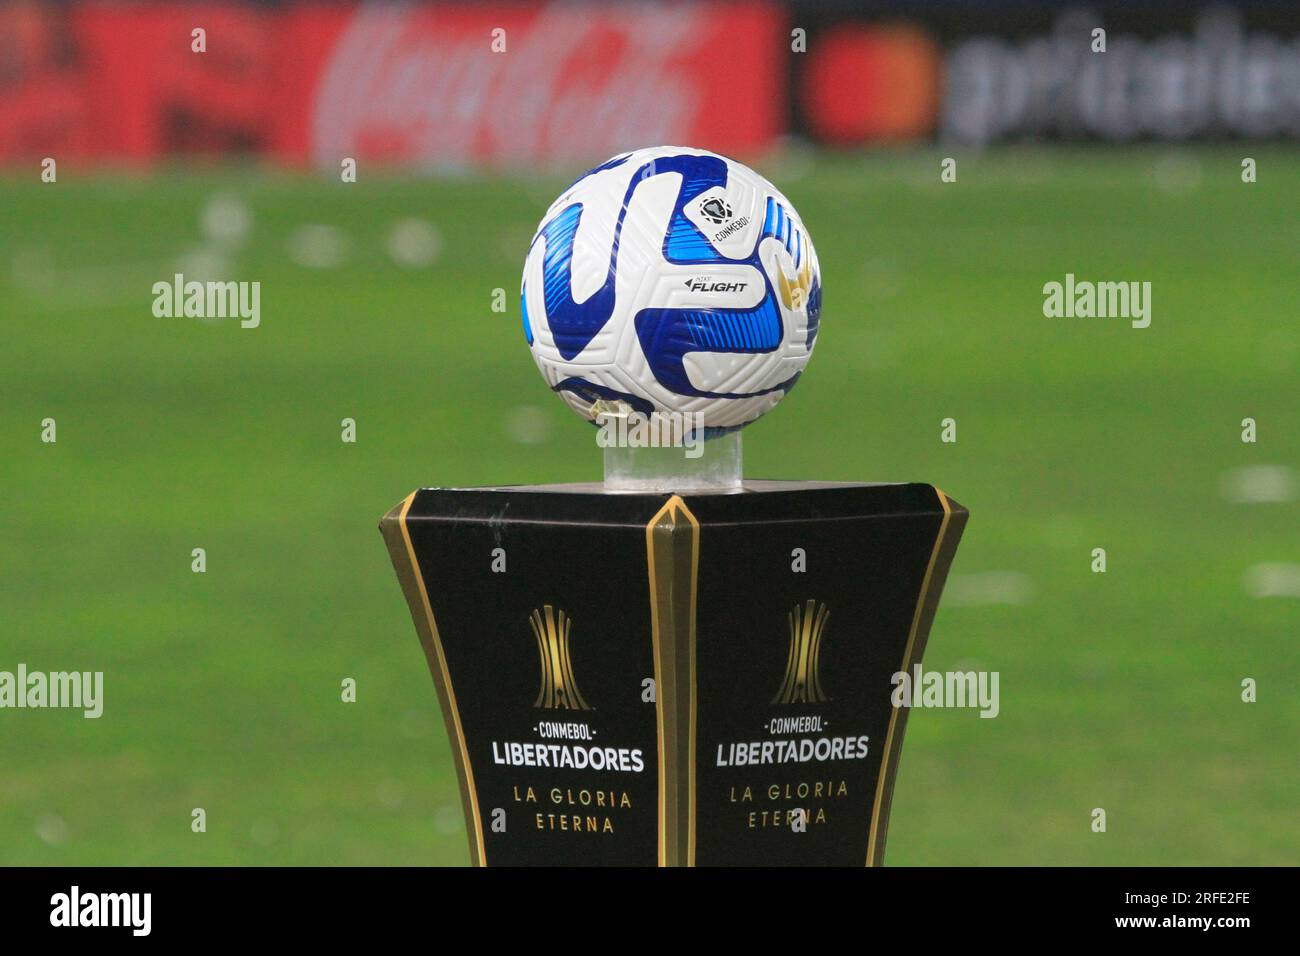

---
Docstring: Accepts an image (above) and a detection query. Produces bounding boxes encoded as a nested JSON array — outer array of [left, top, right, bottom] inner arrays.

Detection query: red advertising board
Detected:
[[0, 1, 784, 169], [269, 1, 784, 170], [0, 3, 94, 161], [73, 2, 277, 160]]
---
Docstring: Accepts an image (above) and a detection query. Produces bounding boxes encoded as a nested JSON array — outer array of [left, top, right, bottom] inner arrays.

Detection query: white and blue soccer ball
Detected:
[[521, 146, 822, 432]]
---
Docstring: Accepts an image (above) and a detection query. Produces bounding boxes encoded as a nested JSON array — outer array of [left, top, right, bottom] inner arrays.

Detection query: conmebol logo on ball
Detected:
[[520, 146, 822, 433]]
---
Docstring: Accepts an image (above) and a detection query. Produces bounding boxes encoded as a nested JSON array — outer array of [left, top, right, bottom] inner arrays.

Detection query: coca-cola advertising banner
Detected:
[[0, 0, 783, 168], [271, 2, 783, 169]]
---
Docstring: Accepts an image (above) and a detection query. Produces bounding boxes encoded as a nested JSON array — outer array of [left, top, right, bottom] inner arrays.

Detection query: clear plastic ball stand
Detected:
[[595, 401, 743, 494]]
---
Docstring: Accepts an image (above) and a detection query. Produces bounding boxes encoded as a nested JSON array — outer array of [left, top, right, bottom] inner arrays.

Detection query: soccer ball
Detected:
[[521, 146, 822, 432]]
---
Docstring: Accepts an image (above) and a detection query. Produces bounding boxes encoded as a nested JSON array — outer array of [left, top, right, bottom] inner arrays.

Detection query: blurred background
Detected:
[[0, 0, 1296, 865]]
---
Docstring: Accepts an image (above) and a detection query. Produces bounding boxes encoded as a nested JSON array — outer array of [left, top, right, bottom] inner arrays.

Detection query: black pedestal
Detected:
[[380, 481, 967, 866]]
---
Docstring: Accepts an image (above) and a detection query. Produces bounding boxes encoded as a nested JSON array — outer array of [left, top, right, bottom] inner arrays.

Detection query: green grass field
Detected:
[[1, 148, 1296, 865]]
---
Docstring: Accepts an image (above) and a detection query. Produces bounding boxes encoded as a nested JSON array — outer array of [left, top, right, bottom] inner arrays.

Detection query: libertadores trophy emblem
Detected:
[[381, 147, 967, 866]]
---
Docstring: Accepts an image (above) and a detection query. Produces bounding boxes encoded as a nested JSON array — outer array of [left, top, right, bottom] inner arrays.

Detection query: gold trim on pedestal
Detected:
[[866, 487, 954, 866], [385, 491, 487, 867], [644, 495, 700, 867]]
